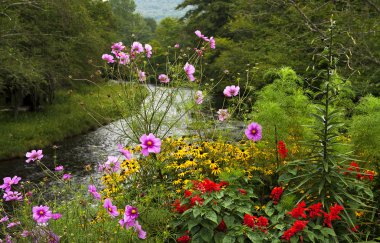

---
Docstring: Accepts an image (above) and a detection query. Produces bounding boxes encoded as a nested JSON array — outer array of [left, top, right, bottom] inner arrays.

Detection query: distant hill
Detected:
[[134, 0, 189, 22]]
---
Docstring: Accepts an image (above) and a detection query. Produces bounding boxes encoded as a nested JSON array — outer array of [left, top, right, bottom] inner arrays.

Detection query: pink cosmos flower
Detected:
[[103, 198, 119, 217], [210, 37, 216, 49], [88, 185, 101, 200], [25, 150, 43, 163], [52, 213, 62, 220], [174, 43, 180, 48], [54, 166, 64, 171], [138, 70, 146, 82], [195, 30, 210, 42], [0, 216, 9, 223], [145, 44, 152, 58], [32, 205, 52, 224], [62, 174, 72, 181], [118, 144, 131, 160], [245, 122, 262, 142], [104, 156, 120, 173], [195, 91, 204, 104], [131, 42, 144, 54], [158, 74, 170, 84], [7, 221, 20, 228], [119, 52, 130, 65], [3, 191, 23, 201], [139, 133, 161, 156], [0, 176, 21, 191], [101, 54, 115, 63], [223, 85, 240, 97], [217, 109, 230, 121], [134, 220, 147, 239], [21, 230, 30, 237], [111, 42, 125, 55], [184, 63, 195, 81], [124, 205, 139, 222]]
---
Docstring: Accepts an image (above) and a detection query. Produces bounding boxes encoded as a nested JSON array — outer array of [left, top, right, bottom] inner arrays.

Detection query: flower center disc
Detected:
[[39, 210, 44, 215], [131, 209, 136, 214], [108, 207, 112, 212], [251, 129, 256, 135], [147, 141, 152, 146]]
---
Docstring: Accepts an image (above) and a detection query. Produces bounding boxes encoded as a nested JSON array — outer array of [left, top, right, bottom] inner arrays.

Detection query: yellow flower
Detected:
[[355, 211, 364, 217], [211, 166, 221, 175]]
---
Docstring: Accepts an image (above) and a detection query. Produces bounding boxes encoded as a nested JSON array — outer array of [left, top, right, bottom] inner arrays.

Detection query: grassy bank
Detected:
[[0, 82, 146, 160]]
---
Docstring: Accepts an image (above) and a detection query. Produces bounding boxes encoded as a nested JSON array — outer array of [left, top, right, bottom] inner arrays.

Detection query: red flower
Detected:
[[277, 140, 288, 159], [172, 199, 189, 214], [217, 220, 227, 232], [281, 220, 308, 241], [194, 179, 221, 193], [270, 187, 283, 205], [177, 235, 191, 243], [219, 181, 229, 188], [238, 188, 247, 195], [308, 202, 323, 219], [288, 201, 307, 219], [243, 214, 256, 228], [364, 170, 375, 181], [190, 195, 204, 206], [184, 190, 192, 198], [323, 204, 344, 228], [351, 225, 360, 232], [256, 216, 269, 232]]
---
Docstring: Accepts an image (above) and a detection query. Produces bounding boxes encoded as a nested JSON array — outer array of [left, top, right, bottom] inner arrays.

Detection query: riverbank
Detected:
[[0, 82, 146, 160]]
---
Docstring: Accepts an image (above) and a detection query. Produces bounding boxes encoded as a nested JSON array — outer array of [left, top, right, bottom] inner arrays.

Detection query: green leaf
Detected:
[[205, 210, 218, 224], [321, 227, 336, 237], [187, 218, 201, 231], [246, 232, 262, 242], [193, 208, 201, 218], [264, 206, 275, 217], [199, 227, 214, 242], [223, 215, 235, 228], [222, 235, 236, 243], [214, 232, 225, 243]]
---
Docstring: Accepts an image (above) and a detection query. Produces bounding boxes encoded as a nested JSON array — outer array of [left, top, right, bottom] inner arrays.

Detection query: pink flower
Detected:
[[245, 122, 262, 142], [134, 220, 147, 239], [119, 52, 130, 65], [3, 191, 23, 201], [32, 205, 52, 224], [52, 213, 62, 220], [111, 42, 125, 53], [138, 70, 146, 82], [0, 216, 9, 223], [118, 144, 131, 160], [88, 185, 101, 200], [124, 205, 139, 222], [184, 63, 195, 81], [140, 133, 161, 156], [210, 37, 216, 49], [54, 166, 64, 171], [104, 156, 120, 173], [195, 91, 204, 104], [174, 43, 180, 48], [131, 42, 144, 54], [21, 230, 30, 237], [7, 221, 20, 228], [104, 198, 119, 217], [62, 174, 72, 181], [195, 30, 210, 42], [217, 109, 230, 121], [158, 74, 170, 84], [25, 150, 43, 163], [0, 176, 21, 191], [145, 44, 152, 58], [223, 85, 240, 97], [102, 54, 115, 63]]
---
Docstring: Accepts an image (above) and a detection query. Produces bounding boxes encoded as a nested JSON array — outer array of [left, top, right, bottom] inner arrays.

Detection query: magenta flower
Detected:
[[158, 74, 170, 84], [184, 62, 195, 81], [118, 144, 131, 160], [52, 213, 62, 220], [119, 52, 130, 65], [32, 205, 52, 224], [195, 30, 210, 42], [131, 42, 144, 54], [140, 133, 161, 156], [174, 43, 180, 48], [0, 216, 9, 223], [195, 91, 204, 104], [3, 191, 23, 201], [145, 44, 152, 58], [7, 221, 20, 228], [210, 37, 216, 49], [25, 150, 43, 163], [223, 85, 240, 97], [138, 70, 146, 82], [104, 156, 120, 173], [134, 221, 147, 239], [245, 122, 262, 142], [103, 198, 119, 217], [111, 42, 125, 53], [124, 205, 139, 222], [217, 109, 230, 121], [62, 174, 72, 181], [88, 185, 101, 200], [102, 54, 115, 63], [21, 230, 30, 237], [0, 176, 21, 191], [54, 166, 63, 171]]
